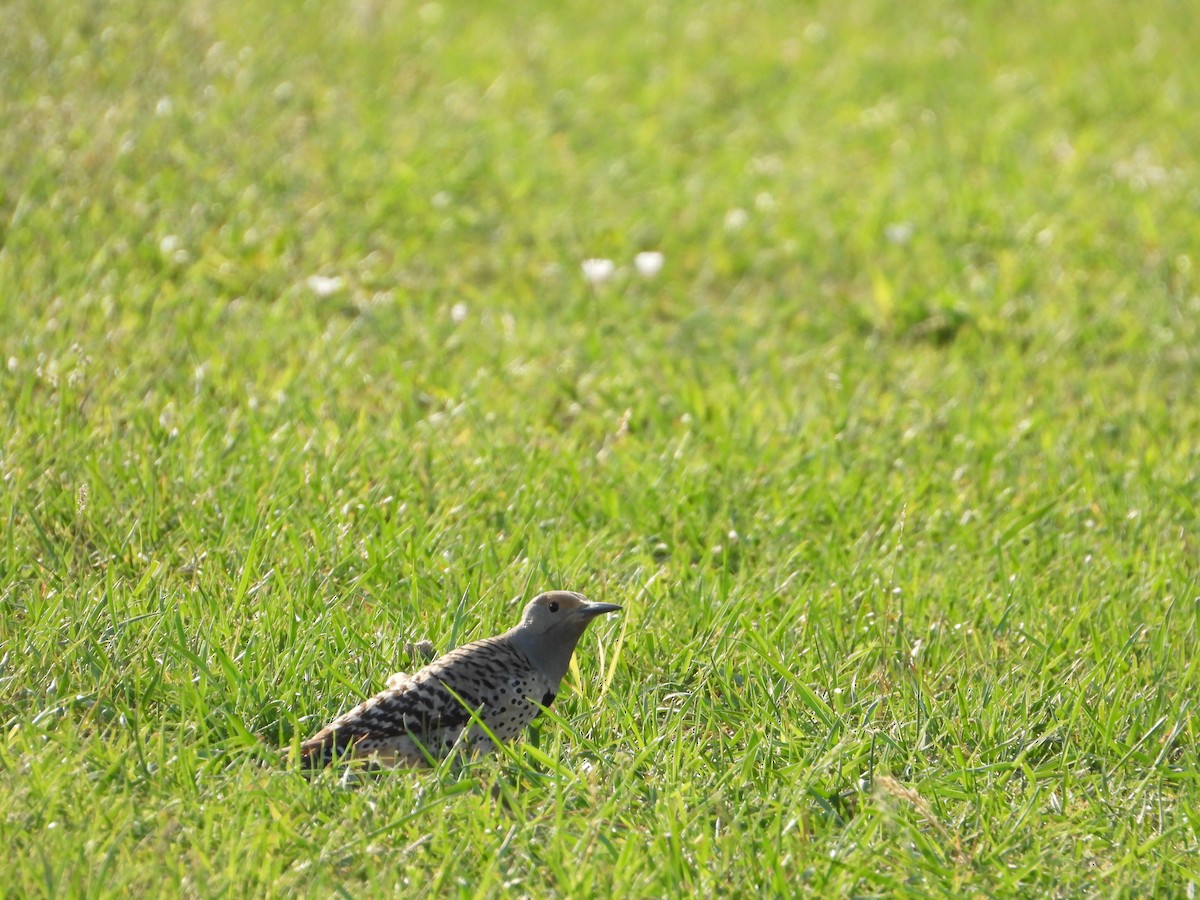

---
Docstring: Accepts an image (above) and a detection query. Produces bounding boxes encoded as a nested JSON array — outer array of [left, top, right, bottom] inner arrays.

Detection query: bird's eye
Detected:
[[548, 601, 560, 613]]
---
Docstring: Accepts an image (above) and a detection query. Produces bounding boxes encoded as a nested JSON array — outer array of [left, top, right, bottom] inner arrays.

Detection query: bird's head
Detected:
[[516, 590, 622, 637], [507, 590, 621, 687]]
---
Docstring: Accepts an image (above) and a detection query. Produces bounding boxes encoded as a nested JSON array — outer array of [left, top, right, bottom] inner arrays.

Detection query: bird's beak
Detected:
[[580, 601, 622, 618]]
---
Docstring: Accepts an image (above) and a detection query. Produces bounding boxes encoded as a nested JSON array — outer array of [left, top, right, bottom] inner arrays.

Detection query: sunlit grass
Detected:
[[2, 0, 1199, 894]]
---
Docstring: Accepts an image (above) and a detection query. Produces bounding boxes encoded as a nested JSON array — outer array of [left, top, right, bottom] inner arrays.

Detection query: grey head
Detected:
[[505, 590, 622, 689]]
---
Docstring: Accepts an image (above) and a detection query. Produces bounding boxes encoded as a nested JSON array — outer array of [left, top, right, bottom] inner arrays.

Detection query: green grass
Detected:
[[2, 0, 1199, 894]]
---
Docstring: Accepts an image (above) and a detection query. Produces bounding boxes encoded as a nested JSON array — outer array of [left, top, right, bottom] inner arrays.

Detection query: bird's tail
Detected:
[[296, 729, 349, 770]]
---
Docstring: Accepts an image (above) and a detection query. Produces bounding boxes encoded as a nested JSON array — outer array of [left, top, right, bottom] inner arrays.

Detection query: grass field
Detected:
[[3, 0, 1199, 894]]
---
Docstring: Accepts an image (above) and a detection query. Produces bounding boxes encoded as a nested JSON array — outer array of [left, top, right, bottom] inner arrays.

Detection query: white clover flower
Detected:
[[159, 235, 189, 264], [724, 208, 749, 231], [634, 251, 664, 278], [884, 222, 914, 245], [450, 302, 468, 323], [581, 258, 615, 286], [306, 275, 345, 297]]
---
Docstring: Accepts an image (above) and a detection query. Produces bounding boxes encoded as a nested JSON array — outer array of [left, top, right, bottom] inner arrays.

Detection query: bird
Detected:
[[299, 590, 622, 768]]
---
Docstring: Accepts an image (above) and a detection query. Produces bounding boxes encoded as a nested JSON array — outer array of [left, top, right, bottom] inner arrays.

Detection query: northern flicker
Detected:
[[299, 591, 621, 767]]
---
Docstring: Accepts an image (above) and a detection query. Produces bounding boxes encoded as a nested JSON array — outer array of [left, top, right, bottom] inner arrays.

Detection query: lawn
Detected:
[[2, 0, 1198, 894]]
